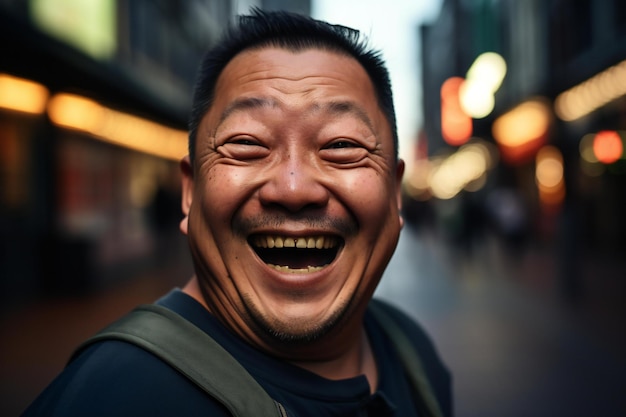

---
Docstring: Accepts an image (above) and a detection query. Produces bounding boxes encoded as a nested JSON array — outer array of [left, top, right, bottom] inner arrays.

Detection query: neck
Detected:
[[290, 327, 378, 393], [182, 277, 379, 392]]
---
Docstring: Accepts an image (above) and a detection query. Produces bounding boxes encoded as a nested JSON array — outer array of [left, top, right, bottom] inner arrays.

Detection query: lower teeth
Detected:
[[268, 264, 326, 273]]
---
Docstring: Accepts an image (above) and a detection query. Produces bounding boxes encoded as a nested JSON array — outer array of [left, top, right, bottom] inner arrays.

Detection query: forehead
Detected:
[[206, 47, 391, 139]]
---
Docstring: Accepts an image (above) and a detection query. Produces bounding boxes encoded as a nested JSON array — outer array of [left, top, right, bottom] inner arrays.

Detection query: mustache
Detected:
[[233, 213, 358, 237]]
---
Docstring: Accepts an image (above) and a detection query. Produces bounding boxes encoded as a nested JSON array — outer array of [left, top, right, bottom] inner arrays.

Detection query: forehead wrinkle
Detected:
[[218, 96, 278, 126], [218, 94, 376, 130], [315, 100, 376, 134]]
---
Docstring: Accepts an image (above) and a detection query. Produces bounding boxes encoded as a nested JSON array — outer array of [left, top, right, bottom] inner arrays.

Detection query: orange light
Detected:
[[593, 130, 623, 164], [441, 77, 472, 146], [48, 93, 187, 161], [492, 98, 551, 165], [535, 146, 565, 211], [555, 60, 626, 121], [0, 73, 49, 114]]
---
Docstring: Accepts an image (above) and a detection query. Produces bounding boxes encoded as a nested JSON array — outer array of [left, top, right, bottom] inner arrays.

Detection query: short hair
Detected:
[[188, 8, 398, 164]]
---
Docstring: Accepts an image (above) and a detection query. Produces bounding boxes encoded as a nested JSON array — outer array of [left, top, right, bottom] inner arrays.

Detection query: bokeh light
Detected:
[[460, 52, 507, 119], [492, 98, 551, 164], [593, 130, 623, 164], [441, 77, 472, 146], [0, 74, 49, 115], [555, 60, 626, 122], [48, 93, 187, 161], [535, 146, 565, 209]]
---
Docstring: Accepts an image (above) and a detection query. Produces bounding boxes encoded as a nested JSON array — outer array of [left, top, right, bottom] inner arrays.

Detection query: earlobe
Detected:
[[180, 155, 194, 235], [395, 159, 405, 228]]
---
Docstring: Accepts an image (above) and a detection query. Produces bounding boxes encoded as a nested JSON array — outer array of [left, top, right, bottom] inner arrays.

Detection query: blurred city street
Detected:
[[376, 224, 626, 417], [1, 223, 624, 416], [2, 1, 626, 417]]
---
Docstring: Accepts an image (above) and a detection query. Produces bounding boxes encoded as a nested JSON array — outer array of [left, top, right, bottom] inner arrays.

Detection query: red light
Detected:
[[593, 131, 623, 164], [441, 77, 472, 146]]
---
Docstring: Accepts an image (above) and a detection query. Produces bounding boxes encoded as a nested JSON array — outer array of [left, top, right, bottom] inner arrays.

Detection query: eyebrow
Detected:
[[218, 97, 277, 124], [320, 100, 375, 133], [217, 96, 375, 133]]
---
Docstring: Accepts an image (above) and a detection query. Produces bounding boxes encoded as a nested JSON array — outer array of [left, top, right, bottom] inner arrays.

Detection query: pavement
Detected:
[[376, 225, 626, 417], [1, 225, 625, 416]]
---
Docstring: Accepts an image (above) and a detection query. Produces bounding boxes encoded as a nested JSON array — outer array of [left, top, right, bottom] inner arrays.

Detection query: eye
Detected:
[[321, 138, 368, 164], [326, 140, 359, 149], [218, 136, 269, 160], [227, 136, 262, 146]]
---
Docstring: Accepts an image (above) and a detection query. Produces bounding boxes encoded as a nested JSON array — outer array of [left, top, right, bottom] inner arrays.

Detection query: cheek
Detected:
[[343, 171, 394, 216], [199, 166, 254, 211]]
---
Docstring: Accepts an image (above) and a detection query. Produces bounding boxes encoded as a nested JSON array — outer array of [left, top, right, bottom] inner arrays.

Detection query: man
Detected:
[[23, 9, 451, 416]]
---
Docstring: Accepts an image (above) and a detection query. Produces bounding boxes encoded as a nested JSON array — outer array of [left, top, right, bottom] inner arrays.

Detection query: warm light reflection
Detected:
[[460, 52, 507, 118], [492, 98, 551, 164], [405, 159, 433, 201], [48, 93, 187, 161], [536, 146, 565, 210], [593, 130, 623, 164], [0, 74, 49, 115], [555, 60, 626, 121], [428, 141, 494, 200], [441, 77, 472, 146]]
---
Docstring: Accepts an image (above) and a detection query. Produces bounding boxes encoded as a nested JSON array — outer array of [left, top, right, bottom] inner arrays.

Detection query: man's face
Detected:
[[181, 47, 404, 346]]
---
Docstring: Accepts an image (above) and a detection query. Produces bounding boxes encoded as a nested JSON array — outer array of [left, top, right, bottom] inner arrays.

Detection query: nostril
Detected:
[[258, 174, 330, 212]]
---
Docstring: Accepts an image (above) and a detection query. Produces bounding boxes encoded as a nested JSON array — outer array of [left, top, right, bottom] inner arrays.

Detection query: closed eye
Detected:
[[219, 136, 269, 160], [229, 137, 262, 146], [325, 139, 361, 149], [321, 139, 369, 164]]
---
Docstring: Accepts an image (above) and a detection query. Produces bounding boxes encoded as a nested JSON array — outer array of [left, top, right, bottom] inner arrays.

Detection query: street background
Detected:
[[1, 1, 625, 416]]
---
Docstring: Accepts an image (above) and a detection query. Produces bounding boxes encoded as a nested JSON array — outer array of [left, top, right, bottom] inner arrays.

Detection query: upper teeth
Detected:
[[252, 235, 338, 249]]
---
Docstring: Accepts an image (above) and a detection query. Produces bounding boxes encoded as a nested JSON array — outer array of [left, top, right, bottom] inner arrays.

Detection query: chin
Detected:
[[242, 294, 352, 346]]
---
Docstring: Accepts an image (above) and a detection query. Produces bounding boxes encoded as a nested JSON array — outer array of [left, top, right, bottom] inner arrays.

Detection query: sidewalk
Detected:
[[0, 265, 191, 416], [376, 225, 626, 417]]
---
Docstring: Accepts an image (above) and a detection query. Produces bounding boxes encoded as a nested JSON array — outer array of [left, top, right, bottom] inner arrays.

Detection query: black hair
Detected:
[[188, 8, 398, 163]]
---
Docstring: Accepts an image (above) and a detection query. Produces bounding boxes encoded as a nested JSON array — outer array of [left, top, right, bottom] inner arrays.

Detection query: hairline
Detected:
[[191, 43, 398, 165]]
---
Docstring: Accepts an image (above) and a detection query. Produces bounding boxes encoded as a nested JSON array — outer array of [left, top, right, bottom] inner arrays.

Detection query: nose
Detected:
[[258, 154, 330, 212]]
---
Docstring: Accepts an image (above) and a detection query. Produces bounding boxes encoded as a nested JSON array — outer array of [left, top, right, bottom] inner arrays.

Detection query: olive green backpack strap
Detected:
[[369, 301, 445, 417], [70, 304, 287, 417]]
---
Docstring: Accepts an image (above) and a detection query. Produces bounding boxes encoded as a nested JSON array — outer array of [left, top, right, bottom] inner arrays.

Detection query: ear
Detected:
[[179, 155, 194, 235], [395, 159, 405, 228]]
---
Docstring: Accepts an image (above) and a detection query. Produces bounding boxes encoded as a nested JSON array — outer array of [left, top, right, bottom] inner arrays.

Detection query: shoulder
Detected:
[[23, 337, 231, 417], [367, 298, 453, 417], [368, 298, 440, 356]]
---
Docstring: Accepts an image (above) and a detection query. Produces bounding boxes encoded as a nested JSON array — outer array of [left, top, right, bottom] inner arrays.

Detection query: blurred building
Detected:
[[0, 0, 310, 306], [416, 0, 626, 262]]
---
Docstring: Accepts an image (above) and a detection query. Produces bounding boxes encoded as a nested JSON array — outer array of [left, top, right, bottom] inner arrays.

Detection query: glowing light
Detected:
[[31, 0, 117, 60], [459, 81, 495, 118], [492, 98, 551, 164], [0, 74, 49, 115], [460, 52, 507, 119], [555, 60, 626, 121], [536, 148, 563, 188], [441, 77, 472, 146], [405, 160, 433, 201], [593, 130, 623, 164], [48, 93, 187, 161], [428, 141, 492, 199], [536, 146, 565, 209], [493, 100, 551, 147]]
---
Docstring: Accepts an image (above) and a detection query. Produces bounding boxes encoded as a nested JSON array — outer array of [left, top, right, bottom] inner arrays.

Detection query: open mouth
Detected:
[[249, 235, 342, 274]]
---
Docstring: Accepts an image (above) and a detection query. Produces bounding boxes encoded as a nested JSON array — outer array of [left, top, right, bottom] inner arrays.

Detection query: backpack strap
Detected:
[[368, 300, 445, 417], [70, 304, 287, 417]]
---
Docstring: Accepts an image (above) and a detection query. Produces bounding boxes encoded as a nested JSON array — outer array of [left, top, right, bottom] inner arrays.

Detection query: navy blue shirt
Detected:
[[23, 290, 451, 416]]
